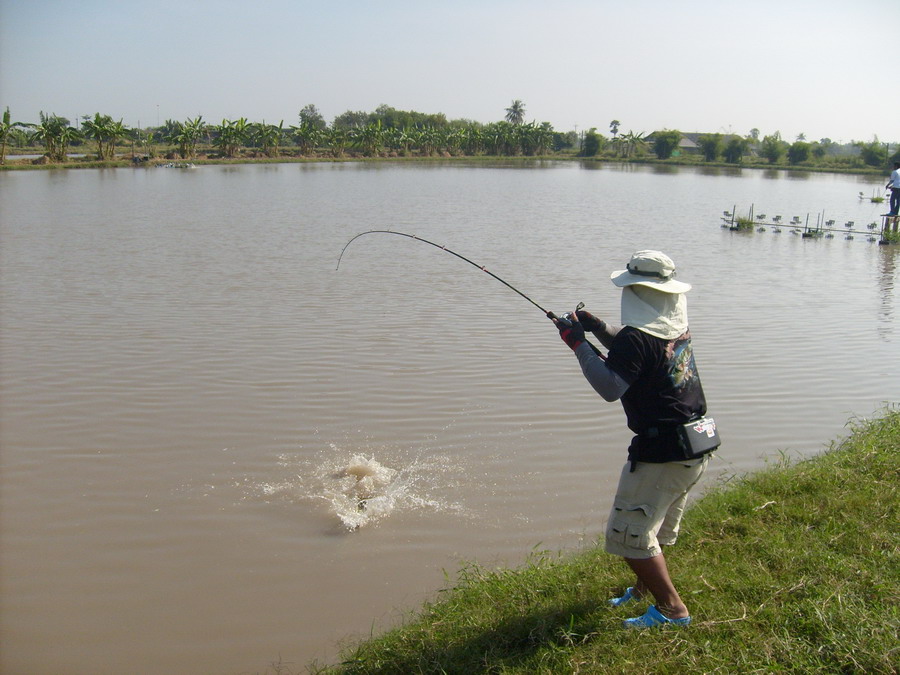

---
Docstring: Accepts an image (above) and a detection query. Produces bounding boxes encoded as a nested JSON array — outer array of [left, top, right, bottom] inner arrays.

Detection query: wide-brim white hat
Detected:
[[610, 250, 691, 294]]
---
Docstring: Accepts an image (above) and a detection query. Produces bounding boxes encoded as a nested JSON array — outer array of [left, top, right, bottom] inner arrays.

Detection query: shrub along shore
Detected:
[[306, 410, 899, 674]]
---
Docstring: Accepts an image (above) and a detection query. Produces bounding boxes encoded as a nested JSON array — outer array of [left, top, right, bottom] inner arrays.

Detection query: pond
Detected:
[[1, 161, 897, 674]]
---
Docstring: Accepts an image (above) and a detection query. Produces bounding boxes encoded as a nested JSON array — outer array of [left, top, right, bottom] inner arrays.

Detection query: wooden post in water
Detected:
[[880, 214, 899, 245]]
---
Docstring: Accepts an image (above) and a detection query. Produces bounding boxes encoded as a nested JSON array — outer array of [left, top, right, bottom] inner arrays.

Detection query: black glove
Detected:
[[575, 309, 603, 332], [557, 316, 585, 351]]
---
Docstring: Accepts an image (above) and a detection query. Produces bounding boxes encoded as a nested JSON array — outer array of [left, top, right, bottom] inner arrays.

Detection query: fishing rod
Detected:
[[335, 230, 601, 353], [336, 229, 559, 315]]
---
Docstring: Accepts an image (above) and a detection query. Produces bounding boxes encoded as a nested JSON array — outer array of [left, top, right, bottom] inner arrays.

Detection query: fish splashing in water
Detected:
[[260, 445, 474, 531], [329, 455, 399, 530]]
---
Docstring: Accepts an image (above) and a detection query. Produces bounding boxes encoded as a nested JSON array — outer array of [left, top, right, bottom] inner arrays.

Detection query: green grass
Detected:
[[307, 409, 899, 674]]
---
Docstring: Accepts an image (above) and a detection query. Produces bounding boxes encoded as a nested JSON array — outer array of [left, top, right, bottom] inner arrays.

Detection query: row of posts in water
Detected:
[[721, 205, 899, 244]]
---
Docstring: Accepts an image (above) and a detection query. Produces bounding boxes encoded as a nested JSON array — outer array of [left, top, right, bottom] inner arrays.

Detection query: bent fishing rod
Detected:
[[335, 230, 602, 353]]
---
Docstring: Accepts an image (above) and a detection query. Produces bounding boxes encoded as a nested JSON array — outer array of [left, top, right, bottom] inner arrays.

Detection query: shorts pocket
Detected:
[[607, 505, 654, 550]]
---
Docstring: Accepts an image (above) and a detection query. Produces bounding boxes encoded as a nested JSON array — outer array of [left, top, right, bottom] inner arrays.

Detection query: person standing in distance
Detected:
[[553, 250, 717, 628], [886, 161, 900, 216]]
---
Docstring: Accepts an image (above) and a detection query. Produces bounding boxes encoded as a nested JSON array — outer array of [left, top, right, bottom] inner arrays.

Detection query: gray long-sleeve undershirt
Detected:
[[573, 321, 630, 402]]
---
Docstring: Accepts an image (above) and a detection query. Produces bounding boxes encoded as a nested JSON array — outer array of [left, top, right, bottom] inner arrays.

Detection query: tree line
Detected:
[[0, 102, 563, 164], [585, 123, 899, 169], [644, 128, 898, 168], [1, 102, 896, 169]]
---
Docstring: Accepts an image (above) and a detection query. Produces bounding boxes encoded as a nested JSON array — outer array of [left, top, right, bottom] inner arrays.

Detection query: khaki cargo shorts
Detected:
[[604, 455, 710, 559]]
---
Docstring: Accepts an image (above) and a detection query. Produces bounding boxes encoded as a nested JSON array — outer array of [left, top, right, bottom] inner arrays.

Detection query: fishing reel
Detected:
[[550, 302, 585, 327]]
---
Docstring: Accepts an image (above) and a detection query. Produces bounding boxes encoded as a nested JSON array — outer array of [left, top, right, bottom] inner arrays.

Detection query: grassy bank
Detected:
[[309, 410, 898, 674]]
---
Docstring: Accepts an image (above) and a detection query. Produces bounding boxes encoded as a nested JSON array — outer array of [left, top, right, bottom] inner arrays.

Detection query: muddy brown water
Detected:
[[1, 161, 897, 673]]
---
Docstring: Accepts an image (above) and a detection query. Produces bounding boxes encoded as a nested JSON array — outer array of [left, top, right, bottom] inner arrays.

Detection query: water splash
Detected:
[[326, 454, 399, 530], [261, 444, 472, 530]]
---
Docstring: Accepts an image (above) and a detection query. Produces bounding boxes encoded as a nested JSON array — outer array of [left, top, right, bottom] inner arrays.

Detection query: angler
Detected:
[[552, 250, 720, 630]]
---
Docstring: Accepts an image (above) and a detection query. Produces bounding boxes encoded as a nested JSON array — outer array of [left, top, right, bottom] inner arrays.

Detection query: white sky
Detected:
[[1, 0, 897, 144]]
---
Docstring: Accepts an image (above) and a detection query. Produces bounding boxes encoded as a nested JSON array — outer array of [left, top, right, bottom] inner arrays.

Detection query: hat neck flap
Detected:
[[620, 285, 688, 340]]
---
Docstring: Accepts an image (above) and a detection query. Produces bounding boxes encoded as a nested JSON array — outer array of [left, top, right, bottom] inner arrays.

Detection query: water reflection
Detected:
[[878, 245, 898, 335], [696, 165, 744, 177]]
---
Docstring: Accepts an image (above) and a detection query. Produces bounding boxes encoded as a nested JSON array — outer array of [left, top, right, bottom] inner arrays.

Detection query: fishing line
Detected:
[[335, 229, 604, 357], [336, 229, 555, 318]]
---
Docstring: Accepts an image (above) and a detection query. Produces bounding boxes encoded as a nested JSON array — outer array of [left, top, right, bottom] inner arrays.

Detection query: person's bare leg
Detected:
[[632, 577, 647, 599], [624, 554, 688, 618]]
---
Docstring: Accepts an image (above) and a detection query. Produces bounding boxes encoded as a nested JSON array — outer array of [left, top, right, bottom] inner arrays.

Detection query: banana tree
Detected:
[[27, 112, 81, 161], [167, 116, 205, 159], [461, 126, 483, 155], [620, 130, 646, 158], [535, 122, 554, 155], [81, 113, 111, 159], [418, 126, 442, 156], [0, 107, 22, 164], [483, 122, 518, 156], [107, 119, 128, 158], [383, 126, 410, 154], [81, 113, 129, 160], [482, 123, 503, 155], [292, 122, 323, 155], [518, 121, 553, 156], [403, 127, 421, 154], [444, 127, 464, 155], [350, 121, 384, 156], [326, 127, 348, 157], [212, 117, 249, 158], [252, 120, 284, 157]]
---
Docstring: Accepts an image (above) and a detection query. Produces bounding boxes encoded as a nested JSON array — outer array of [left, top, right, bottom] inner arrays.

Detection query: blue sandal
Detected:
[[608, 586, 639, 607], [623, 605, 691, 628]]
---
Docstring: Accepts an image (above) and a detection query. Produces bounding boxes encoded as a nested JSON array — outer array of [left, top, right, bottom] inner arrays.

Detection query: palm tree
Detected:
[[609, 120, 620, 137], [504, 100, 526, 125]]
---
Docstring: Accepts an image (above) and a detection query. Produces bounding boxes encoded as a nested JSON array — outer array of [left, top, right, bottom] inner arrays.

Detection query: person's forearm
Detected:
[[574, 342, 629, 401], [592, 320, 622, 350]]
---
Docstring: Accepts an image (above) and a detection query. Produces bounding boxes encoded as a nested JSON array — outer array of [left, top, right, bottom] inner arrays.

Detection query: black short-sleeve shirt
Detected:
[[606, 326, 707, 462]]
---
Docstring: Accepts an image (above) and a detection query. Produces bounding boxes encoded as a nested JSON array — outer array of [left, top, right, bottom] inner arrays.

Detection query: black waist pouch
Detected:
[[676, 417, 721, 459]]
